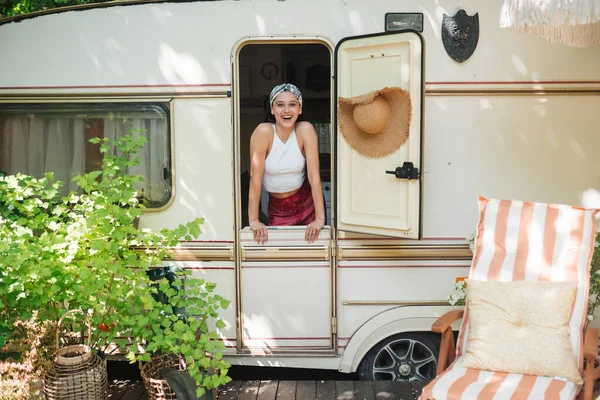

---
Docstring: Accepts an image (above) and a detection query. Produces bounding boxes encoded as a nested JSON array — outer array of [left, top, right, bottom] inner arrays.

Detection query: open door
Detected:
[[335, 31, 423, 238]]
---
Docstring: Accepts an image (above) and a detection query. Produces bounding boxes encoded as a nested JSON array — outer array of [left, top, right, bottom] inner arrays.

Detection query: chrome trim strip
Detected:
[[235, 349, 339, 356], [342, 300, 449, 306], [337, 245, 472, 260], [241, 246, 330, 261], [170, 246, 234, 261]]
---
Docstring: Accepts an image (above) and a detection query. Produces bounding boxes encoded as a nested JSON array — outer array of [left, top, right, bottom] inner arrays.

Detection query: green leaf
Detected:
[[215, 320, 226, 329]]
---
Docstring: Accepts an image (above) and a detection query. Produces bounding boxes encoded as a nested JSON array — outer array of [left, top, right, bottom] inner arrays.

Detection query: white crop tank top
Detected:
[[263, 124, 306, 193]]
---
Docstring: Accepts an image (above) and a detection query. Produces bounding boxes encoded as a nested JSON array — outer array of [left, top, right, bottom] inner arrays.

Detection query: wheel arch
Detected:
[[338, 305, 457, 373]]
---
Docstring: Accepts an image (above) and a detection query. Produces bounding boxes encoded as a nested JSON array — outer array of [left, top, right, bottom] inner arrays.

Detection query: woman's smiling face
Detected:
[[271, 91, 302, 129]]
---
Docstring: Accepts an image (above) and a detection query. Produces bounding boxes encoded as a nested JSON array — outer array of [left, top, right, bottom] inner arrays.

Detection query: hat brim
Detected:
[[338, 87, 412, 158]]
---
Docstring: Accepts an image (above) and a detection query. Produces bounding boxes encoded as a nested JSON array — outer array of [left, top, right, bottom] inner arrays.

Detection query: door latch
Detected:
[[385, 162, 420, 180]]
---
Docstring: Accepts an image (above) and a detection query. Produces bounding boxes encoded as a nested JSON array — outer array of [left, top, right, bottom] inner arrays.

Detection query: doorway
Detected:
[[235, 40, 335, 352], [238, 42, 332, 228]]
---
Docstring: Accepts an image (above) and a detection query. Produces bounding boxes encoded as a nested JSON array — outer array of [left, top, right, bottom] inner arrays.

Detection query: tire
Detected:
[[357, 332, 440, 383]]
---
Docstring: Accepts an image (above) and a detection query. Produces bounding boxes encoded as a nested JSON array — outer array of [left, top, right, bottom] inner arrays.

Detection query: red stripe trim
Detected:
[[242, 337, 330, 340], [2, 81, 599, 91], [422, 237, 467, 241], [243, 345, 331, 349], [337, 265, 471, 269], [336, 237, 466, 241], [242, 265, 329, 269], [183, 266, 235, 270], [186, 240, 234, 243], [241, 239, 328, 243], [0, 83, 231, 90], [427, 80, 600, 85]]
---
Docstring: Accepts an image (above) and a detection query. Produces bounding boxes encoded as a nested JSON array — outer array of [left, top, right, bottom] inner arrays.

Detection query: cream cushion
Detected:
[[462, 279, 582, 384]]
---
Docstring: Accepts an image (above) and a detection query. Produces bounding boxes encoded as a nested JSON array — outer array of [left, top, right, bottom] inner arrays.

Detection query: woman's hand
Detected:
[[306, 218, 325, 243], [250, 220, 268, 244]]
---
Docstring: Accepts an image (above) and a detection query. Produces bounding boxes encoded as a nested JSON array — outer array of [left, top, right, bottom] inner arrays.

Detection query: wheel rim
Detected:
[[370, 338, 437, 382]]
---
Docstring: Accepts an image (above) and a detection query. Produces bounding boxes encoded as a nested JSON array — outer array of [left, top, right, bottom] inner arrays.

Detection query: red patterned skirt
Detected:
[[268, 181, 315, 226]]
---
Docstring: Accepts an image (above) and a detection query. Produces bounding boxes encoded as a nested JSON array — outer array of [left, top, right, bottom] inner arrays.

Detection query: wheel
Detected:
[[357, 333, 439, 382]]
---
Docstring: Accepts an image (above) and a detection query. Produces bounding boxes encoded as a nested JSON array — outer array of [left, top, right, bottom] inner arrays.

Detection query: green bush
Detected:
[[0, 132, 231, 397]]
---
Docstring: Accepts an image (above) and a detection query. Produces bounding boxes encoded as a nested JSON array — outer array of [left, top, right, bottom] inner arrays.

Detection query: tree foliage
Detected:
[[0, 0, 111, 19]]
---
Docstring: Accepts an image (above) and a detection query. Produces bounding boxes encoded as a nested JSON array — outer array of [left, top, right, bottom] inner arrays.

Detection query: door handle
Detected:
[[385, 162, 420, 180]]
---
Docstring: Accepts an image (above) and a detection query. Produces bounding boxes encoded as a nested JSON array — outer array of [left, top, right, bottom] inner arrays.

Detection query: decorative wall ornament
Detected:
[[442, 9, 480, 63]]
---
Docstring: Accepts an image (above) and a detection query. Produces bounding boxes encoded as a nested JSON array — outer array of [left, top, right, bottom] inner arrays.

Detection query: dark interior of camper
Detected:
[[238, 43, 332, 228]]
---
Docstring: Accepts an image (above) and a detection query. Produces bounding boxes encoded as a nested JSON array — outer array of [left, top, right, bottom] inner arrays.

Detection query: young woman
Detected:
[[248, 83, 325, 244]]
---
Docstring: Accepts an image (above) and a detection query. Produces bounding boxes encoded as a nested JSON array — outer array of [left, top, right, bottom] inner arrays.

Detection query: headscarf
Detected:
[[269, 83, 303, 107]]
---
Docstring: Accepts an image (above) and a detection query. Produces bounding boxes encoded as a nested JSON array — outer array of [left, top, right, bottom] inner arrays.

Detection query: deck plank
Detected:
[[391, 382, 414, 400], [335, 381, 355, 400], [373, 381, 394, 400], [108, 380, 420, 400], [218, 380, 244, 400], [354, 381, 375, 400], [296, 381, 317, 400], [238, 380, 262, 400], [258, 380, 279, 400], [317, 381, 336, 400], [277, 381, 298, 400]]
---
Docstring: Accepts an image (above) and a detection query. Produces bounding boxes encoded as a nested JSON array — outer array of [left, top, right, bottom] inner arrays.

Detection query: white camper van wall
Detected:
[[337, 86, 412, 158], [500, 0, 600, 47], [442, 9, 480, 63]]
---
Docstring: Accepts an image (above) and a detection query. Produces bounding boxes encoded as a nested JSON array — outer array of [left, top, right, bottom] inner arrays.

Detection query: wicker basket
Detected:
[[43, 310, 108, 400], [141, 353, 189, 400]]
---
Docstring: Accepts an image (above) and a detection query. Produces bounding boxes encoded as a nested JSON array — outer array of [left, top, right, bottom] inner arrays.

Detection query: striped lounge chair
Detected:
[[420, 197, 600, 400]]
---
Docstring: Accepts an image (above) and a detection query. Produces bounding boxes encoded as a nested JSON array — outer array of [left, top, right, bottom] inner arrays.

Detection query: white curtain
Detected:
[[103, 118, 168, 204], [1, 117, 84, 194], [500, 0, 600, 46], [1, 115, 168, 202]]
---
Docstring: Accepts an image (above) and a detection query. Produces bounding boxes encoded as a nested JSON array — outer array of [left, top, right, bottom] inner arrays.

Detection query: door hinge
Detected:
[[331, 317, 337, 334], [331, 241, 337, 259]]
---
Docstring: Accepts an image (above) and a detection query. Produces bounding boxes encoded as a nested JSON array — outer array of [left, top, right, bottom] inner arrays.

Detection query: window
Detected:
[[0, 102, 171, 208]]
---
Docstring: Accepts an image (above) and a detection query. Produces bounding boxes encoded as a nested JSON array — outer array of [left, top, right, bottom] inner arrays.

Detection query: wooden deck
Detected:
[[108, 380, 427, 400]]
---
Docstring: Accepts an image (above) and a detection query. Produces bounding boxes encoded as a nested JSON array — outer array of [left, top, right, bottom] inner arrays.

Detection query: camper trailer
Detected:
[[1, 0, 599, 383]]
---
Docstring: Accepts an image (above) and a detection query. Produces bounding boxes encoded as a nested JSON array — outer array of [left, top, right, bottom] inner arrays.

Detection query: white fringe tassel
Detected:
[[500, 0, 600, 47]]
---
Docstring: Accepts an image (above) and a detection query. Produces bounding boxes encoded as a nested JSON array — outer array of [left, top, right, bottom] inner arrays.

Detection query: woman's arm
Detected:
[[297, 122, 325, 243], [248, 124, 271, 244]]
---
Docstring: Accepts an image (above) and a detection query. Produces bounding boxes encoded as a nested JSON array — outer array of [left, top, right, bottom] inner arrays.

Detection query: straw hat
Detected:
[[338, 87, 412, 158]]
